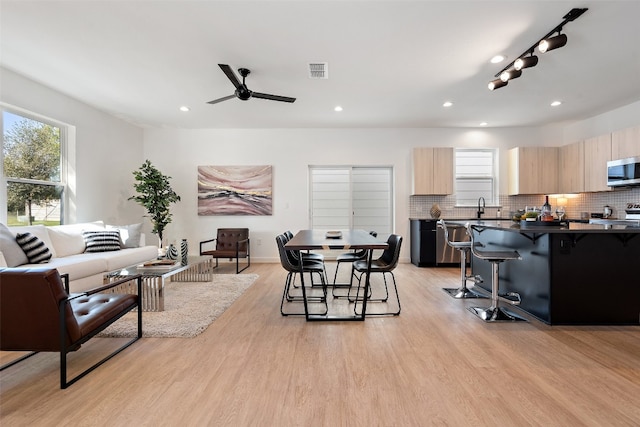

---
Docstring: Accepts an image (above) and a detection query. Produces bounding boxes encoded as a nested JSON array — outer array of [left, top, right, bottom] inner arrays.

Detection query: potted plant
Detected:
[[129, 160, 181, 249]]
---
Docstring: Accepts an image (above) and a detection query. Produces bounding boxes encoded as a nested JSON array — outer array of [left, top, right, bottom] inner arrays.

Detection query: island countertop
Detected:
[[446, 219, 640, 234]]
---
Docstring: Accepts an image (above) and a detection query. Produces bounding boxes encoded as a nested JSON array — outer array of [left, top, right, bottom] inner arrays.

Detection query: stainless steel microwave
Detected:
[[607, 156, 640, 187]]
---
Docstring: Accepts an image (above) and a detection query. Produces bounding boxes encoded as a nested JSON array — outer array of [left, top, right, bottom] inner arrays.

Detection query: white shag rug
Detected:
[[98, 274, 258, 338]]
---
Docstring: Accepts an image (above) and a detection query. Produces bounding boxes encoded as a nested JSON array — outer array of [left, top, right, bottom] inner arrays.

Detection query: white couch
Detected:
[[0, 221, 158, 293]]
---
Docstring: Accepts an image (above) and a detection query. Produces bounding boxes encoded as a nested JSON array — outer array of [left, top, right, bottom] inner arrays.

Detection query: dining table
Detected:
[[284, 229, 388, 321]]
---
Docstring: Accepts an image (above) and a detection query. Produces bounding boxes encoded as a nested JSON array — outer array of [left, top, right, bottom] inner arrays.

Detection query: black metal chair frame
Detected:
[[349, 234, 402, 316], [0, 271, 142, 389], [276, 234, 328, 316], [331, 231, 377, 298]]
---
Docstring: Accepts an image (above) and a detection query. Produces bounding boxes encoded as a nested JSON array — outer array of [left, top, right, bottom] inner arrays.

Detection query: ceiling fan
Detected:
[[207, 64, 296, 105]]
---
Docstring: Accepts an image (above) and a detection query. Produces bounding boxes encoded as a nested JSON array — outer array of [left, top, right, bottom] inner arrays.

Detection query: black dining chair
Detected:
[[350, 234, 402, 316], [331, 231, 377, 297], [275, 234, 328, 316]]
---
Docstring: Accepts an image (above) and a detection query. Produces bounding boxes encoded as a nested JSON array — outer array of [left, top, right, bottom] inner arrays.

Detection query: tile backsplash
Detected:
[[410, 187, 640, 220]]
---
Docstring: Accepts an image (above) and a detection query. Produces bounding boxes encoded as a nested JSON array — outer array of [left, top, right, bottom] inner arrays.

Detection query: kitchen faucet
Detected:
[[477, 197, 485, 219]]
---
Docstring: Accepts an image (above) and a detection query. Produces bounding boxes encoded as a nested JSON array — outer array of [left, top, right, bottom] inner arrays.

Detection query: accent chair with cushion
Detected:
[[199, 228, 250, 274], [0, 267, 142, 388]]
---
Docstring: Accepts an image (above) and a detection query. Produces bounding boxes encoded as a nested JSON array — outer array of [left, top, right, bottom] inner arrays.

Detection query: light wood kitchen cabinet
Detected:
[[558, 142, 584, 193], [412, 147, 453, 195], [612, 125, 640, 159], [583, 134, 612, 192], [508, 147, 558, 195]]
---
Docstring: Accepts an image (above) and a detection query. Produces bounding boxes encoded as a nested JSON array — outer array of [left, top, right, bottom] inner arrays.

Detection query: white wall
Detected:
[[142, 127, 549, 262], [1, 67, 146, 226]]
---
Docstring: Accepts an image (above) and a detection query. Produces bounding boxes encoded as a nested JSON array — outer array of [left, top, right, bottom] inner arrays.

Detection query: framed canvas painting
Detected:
[[198, 165, 272, 215]]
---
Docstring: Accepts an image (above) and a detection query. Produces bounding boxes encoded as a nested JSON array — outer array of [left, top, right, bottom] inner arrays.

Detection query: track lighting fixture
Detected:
[[514, 55, 538, 71], [500, 69, 522, 82], [488, 8, 587, 90], [539, 33, 568, 53], [488, 78, 508, 91]]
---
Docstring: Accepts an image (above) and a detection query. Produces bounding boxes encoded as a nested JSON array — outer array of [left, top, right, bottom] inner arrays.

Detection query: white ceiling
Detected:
[[1, 1, 639, 129]]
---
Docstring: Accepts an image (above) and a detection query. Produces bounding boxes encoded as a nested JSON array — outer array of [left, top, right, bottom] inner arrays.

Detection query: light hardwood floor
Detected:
[[1, 263, 639, 426]]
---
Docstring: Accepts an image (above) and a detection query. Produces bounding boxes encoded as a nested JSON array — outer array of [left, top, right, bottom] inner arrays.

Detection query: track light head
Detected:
[[500, 69, 522, 82], [488, 78, 508, 90], [514, 55, 539, 71], [539, 33, 568, 53]]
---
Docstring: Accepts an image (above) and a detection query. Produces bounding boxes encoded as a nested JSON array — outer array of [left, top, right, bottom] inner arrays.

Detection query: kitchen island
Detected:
[[455, 220, 640, 325]]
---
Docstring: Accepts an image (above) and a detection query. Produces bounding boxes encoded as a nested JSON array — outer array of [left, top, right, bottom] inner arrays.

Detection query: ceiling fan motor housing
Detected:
[[235, 86, 252, 100]]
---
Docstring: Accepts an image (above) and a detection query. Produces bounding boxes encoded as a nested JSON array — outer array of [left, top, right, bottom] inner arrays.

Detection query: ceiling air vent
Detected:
[[308, 62, 328, 79]]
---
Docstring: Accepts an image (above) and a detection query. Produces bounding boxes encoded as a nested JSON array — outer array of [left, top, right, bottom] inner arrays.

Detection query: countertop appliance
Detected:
[[589, 202, 640, 226], [607, 156, 640, 187], [626, 202, 640, 220]]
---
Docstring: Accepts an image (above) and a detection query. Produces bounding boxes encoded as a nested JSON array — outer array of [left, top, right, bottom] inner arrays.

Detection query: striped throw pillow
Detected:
[[82, 230, 121, 253], [15, 232, 53, 264]]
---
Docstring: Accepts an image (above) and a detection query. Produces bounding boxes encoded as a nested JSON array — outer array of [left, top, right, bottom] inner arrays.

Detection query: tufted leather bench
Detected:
[[0, 267, 142, 388], [199, 228, 250, 273]]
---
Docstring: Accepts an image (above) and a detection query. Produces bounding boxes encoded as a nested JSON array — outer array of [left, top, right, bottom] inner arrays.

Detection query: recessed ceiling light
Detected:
[[179, 106, 190, 112], [479, 122, 488, 127], [334, 106, 343, 112], [490, 55, 505, 64], [550, 100, 562, 107], [443, 101, 453, 108]]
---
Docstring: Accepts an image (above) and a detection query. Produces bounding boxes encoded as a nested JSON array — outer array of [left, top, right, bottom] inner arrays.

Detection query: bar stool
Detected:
[[437, 220, 485, 299], [465, 223, 527, 322]]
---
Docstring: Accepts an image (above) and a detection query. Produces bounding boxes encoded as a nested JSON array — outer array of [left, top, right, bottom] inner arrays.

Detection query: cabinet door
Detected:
[[509, 147, 558, 195], [558, 142, 584, 193], [412, 147, 453, 195], [584, 134, 612, 192], [432, 148, 453, 194], [612, 125, 640, 159]]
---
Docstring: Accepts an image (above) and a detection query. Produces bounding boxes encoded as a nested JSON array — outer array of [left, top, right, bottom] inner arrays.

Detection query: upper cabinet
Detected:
[[558, 142, 584, 193], [612, 125, 640, 159], [583, 134, 612, 192], [412, 147, 453, 195], [508, 147, 558, 195]]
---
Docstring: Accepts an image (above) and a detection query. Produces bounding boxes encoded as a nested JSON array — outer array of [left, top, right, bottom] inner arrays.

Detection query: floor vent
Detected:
[[308, 62, 328, 79]]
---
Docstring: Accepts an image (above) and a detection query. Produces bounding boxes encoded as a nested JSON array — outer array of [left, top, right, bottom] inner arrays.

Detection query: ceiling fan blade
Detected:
[[252, 92, 296, 103], [207, 94, 236, 104], [218, 64, 241, 89]]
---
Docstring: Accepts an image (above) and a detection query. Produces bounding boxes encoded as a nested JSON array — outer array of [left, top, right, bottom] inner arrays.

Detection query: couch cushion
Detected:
[[102, 246, 159, 271], [48, 222, 105, 257], [0, 223, 28, 267], [83, 230, 121, 253], [106, 223, 142, 248], [33, 254, 108, 282], [16, 232, 53, 264]]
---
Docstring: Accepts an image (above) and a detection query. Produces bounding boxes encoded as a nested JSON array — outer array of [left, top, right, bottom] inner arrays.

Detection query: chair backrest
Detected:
[[379, 234, 403, 269], [275, 234, 298, 273], [0, 268, 81, 352], [216, 228, 249, 252]]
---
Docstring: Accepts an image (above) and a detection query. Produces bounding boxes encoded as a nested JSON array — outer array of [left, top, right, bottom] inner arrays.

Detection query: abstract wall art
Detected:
[[197, 165, 273, 215]]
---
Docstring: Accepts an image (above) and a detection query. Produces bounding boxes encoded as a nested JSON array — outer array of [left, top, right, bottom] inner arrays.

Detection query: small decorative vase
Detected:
[[430, 203, 442, 219], [180, 239, 189, 265], [166, 243, 179, 260]]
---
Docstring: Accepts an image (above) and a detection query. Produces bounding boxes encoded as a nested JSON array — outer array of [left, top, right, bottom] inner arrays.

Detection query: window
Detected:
[[455, 149, 497, 206], [309, 166, 393, 238], [1, 108, 66, 226]]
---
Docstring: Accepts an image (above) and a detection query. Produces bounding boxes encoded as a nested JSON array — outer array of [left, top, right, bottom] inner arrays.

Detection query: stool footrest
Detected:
[[498, 292, 521, 305], [442, 287, 487, 299], [468, 306, 527, 322]]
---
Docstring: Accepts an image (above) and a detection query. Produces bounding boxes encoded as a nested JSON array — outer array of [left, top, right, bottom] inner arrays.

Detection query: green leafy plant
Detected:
[[129, 160, 181, 245]]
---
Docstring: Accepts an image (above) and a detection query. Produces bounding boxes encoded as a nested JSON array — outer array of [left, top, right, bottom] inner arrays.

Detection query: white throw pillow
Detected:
[[48, 222, 105, 257], [0, 222, 29, 267], [107, 223, 142, 248]]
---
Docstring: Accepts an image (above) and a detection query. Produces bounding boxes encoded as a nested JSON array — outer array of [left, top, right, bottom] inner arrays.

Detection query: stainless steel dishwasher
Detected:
[[436, 222, 469, 264]]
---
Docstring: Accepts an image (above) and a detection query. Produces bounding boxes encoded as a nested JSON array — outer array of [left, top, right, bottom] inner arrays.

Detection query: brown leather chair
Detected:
[[199, 228, 250, 273], [0, 267, 142, 389]]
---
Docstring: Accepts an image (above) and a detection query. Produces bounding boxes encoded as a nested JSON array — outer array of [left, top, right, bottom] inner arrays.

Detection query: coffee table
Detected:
[[103, 255, 214, 311]]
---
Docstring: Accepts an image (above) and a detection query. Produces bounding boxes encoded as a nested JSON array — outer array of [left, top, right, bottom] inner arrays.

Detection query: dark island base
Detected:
[[471, 228, 640, 325]]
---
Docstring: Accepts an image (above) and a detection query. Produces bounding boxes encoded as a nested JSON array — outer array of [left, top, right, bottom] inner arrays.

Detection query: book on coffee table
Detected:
[[138, 259, 180, 269]]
